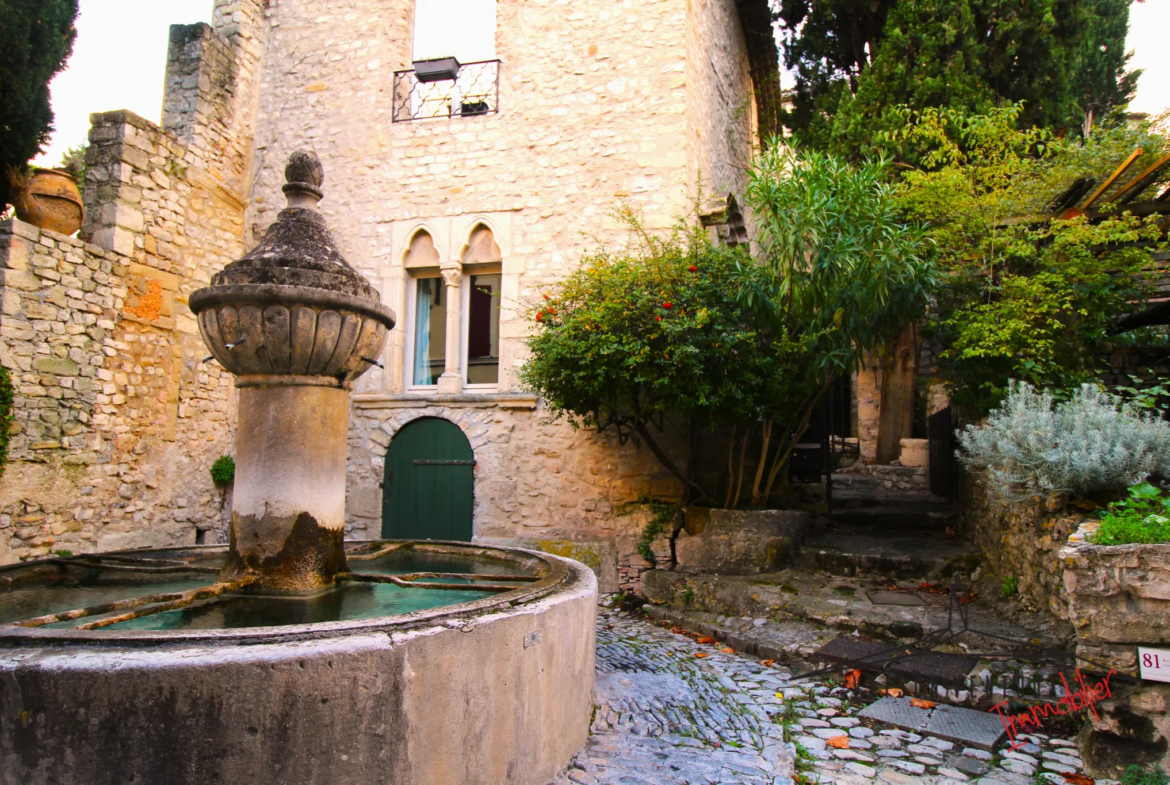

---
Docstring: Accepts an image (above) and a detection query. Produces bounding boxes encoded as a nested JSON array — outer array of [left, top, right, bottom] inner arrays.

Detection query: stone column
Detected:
[[219, 383, 350, 590], [437, 266, 463, 394]]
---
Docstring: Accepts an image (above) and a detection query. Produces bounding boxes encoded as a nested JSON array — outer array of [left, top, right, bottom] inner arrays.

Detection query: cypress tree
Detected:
[[0, 0, 80, 206], [774, 0, 1139, 155]]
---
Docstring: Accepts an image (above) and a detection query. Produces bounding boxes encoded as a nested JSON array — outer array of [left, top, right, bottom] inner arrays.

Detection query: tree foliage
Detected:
[[522, 146, 936, 508], [519, 214, 813, 505], [739, 142, 937, 496], [776, 0, 1139, 155], [887, 104, 1168, 414], [0, 0, 79, 205]]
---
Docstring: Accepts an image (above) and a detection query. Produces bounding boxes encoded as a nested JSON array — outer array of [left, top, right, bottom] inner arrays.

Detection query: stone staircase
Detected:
[[644, 470, 1081, 717]]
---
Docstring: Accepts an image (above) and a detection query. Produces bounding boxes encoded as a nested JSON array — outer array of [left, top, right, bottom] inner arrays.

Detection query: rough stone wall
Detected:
[[1060, 524, 1170, 774], [685, 0, 755, 203], [963, 480, 1084, 619], [245, 0, 754, 578], [0, 4, 264, 563]]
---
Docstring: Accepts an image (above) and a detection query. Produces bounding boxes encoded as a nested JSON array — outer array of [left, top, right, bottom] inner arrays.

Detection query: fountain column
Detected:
[[189, 151, 395, 591]]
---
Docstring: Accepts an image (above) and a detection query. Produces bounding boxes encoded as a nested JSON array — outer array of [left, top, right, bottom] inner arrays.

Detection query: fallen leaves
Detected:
[[844, 669, 862, 690], [826, 735, 850, 749], [910, 698, 936, 709], [697, 636, 715, 644], [720, 647, 735, 654], [878, 688, 904, 698], [694, 652, 709, 659], [1062, 775, 1094, 785], [760, 659, 776, 667]]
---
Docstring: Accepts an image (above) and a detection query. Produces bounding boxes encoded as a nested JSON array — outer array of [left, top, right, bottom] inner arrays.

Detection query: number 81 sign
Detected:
[[1139, 648, 1170, 682]]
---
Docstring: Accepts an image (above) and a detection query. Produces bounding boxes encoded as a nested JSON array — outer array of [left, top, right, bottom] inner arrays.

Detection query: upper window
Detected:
[[406, 225, 503, 391], [412, 0, 497, 62], [411, 275, 448, 387]]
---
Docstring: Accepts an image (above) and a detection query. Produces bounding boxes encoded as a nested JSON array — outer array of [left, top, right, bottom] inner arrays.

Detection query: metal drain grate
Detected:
[[814, 635, 978, 688], [858, 697, 1007, 750]]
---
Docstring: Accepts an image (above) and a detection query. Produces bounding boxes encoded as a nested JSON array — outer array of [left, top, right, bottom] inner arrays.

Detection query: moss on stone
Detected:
[[535, 540, 603, 573]]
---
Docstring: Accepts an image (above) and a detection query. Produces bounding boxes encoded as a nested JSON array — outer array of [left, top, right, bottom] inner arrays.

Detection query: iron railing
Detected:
[[392, 60, 501, 122]]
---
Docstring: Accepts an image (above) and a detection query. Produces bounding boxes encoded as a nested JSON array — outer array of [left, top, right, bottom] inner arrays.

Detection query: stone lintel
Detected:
[[352, 393, 539, 411]]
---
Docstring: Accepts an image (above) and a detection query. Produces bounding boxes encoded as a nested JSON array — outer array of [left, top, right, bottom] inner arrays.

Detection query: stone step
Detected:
[[642, 603, 838, 670], [799, 522, 979, 581]]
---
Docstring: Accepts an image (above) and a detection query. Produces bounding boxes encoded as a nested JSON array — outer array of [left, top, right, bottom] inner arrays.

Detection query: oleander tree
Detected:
[[741, 141, 938, 488], [0, 0, 79, 206]]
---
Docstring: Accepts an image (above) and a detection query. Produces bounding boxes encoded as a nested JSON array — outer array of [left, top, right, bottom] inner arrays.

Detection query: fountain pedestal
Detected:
[[189, 151, 395, 591], [219, 384, 350, 589]]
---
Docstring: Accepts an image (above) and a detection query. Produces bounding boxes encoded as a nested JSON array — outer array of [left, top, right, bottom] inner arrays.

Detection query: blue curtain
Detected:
[[413, 278, 434, 385]]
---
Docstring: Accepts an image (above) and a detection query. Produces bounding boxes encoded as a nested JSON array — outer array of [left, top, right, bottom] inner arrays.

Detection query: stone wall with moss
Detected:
[[963, 475, 1086, 619], [0, 4, 263, 563]]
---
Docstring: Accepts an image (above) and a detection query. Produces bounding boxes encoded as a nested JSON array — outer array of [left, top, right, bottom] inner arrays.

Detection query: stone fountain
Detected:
[[0, 153, 596, 785], [190, 150, 393, 592]]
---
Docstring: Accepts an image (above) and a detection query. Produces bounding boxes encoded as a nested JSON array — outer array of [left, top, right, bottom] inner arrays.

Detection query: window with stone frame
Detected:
[[404, 226, 503, 390]]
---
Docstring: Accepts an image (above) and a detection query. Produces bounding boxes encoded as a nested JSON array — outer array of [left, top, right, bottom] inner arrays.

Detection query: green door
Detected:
[[381, 417, 475, 541]]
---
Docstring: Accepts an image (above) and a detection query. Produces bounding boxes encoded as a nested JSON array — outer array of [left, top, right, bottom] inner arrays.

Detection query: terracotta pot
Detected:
[[13, 169, 84, 236]]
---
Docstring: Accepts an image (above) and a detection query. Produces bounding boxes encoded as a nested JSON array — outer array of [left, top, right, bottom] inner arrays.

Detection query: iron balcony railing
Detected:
[[393, 60, 501, 122]]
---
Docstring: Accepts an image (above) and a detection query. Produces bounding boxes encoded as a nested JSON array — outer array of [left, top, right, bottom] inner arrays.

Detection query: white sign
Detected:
[[1139, 648, 1170, 682]]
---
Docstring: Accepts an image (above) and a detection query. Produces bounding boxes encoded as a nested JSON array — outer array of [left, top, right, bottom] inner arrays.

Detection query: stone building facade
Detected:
[[1, 0, 755, 588]]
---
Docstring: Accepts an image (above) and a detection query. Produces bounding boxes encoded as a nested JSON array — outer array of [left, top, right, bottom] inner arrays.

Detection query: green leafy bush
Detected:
[[1000, 576, 1019, 598], [959, 382, 1170, 503], [210, 455, 235, 485], [1091, 482, 1170, 546], [1122, 764, 1170, 785], [0, 366, 13, 479], [889, 105, 1167, 415], [637, 502, 678, 564], [520, 213, 814, 505]]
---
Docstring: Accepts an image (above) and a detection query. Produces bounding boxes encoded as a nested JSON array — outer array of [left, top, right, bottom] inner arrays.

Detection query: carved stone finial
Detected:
[[282, 150, 325, 209]]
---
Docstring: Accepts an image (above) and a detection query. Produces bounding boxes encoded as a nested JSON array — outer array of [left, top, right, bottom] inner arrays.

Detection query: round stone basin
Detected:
[[0, 542, 597, 785], [0, 543, 538, 632]]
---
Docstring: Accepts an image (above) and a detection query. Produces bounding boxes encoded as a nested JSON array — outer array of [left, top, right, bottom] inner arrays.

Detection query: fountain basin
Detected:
[[0, 542, 597, 785]]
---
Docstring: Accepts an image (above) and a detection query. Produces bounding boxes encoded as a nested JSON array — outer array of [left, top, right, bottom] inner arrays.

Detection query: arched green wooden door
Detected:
[[381, 418, 474, 541]]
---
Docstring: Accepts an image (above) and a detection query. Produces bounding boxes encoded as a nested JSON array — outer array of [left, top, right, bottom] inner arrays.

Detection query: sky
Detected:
[[33, 0, 1170, 168]]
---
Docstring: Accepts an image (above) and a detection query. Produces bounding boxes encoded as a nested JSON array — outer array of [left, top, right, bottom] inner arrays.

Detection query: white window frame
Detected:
[[405, 266, 502, 393], [461, 264, 502, 392], [405, 271, 444, 392]]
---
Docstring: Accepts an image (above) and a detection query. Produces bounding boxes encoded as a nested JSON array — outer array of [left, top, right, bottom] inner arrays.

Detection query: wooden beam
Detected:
[[1082, 148, 1144, 209], [1109, 151, 1170, 204]]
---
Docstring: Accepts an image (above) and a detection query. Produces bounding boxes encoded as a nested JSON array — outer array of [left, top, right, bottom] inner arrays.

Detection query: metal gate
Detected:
[[929, 406, 958, 498]]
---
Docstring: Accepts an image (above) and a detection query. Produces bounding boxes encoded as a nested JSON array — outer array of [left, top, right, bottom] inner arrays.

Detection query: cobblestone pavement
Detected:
[[553, 606, 1110, 785]]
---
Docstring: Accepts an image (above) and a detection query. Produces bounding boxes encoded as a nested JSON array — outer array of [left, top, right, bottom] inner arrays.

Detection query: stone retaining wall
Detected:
[[1060, 522, 1170, 774], [964, 479, 1085, 618], [0, 6, 260, 563]]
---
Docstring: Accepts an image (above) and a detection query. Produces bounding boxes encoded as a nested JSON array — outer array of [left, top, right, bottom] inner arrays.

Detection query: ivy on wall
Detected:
[[0, 366, 14, 479]]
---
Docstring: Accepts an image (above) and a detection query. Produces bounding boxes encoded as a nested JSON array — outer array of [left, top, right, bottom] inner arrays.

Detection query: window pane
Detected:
[[412, 277, 446, 386], [467, 274, 500, 384], [413, 0, 497, 62]]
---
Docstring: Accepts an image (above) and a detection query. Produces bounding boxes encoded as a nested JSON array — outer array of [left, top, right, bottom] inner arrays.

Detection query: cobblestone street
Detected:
[[554, 605, 1104, 785]]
